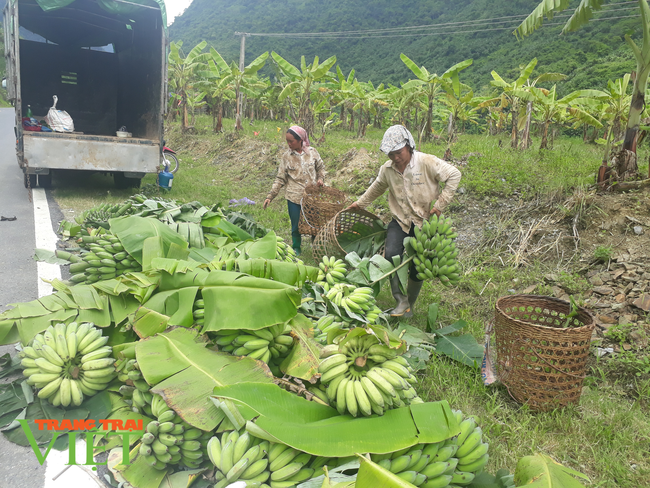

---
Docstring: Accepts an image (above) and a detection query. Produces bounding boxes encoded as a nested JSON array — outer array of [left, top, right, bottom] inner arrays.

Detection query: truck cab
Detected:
[[3, 0, 168, 188]]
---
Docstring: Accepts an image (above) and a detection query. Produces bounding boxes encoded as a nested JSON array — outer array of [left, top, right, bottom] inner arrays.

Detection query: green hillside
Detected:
[[169, 0, 642, 94]]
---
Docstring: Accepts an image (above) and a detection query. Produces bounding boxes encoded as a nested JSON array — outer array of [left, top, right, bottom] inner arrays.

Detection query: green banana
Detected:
[[458, 442, 489, 466], [459, 453, 489, 474], [456, 427, 482, 458]]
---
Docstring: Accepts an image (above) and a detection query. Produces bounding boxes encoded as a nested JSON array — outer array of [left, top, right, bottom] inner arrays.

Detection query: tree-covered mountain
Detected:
[[169, 0, 641, 95]]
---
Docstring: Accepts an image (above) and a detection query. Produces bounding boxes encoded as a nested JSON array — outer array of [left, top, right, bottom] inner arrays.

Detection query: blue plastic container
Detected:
[[158, 167, 174, 190]]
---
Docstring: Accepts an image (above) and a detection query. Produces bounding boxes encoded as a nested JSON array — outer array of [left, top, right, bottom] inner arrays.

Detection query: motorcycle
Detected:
[[162, 143, 179, 173]]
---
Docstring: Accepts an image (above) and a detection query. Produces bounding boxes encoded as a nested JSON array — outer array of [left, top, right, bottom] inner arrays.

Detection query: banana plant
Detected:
[[325, 66, 357, 128], [339, 79, 388, 138], [215, 51, 269, 131], [441, 82, 480, 141], [514, 85, 602, 149], [519, 60, 567, 149], [478, 58, 538, 149], [195, 48, 236, 132], [400, 55, 472, 142], [271, 52, 337, 137], [167, 41, 212, 132], [516, 0, 650, 179]]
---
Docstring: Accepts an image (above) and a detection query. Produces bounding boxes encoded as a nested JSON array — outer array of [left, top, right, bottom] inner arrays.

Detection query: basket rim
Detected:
[[314, 207, 383, 258], [495, 294, 594, 332], [332, 206, 381, 222]]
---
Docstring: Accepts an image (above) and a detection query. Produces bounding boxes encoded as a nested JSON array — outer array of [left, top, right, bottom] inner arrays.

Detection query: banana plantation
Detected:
[[1, 2, 649, 488], [169, 39, 650, 185]]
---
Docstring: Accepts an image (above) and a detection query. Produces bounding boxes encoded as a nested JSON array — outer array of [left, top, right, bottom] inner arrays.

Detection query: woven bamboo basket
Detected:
[[494, 295, 594, 411], [312, 207, 384, 262], [298, 185, 349, 237]]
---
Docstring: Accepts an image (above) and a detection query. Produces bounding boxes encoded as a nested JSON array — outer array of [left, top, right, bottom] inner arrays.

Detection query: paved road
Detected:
[[0, 107, 48, 488], [0, 108, 100, 488]]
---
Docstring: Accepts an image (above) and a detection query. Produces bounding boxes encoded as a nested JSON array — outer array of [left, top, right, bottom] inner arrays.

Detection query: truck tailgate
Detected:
[[23, 132, 160, 172]]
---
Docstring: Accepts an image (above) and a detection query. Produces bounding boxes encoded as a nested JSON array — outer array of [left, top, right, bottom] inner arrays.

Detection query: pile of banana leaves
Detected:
[[0, 197, 589, 488]]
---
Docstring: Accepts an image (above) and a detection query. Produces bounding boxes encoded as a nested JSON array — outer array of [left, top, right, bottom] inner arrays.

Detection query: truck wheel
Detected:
[[114, 172, 142, 189], [24, 174, 36, 189], [38, 173, 52, 188]]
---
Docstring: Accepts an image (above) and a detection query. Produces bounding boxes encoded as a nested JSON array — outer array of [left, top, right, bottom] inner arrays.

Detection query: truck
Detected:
[[3, 0, 168, 189]]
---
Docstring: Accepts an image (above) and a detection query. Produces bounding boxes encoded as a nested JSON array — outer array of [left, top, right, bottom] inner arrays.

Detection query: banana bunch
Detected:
[[115, 360, 153, 417], [207, 430, 273, 487], [116, 357, 139, 382], [371, 410, 489, 488], [75, 201, 134, 231], [267, 442, 327, 487], [370, 429, 486, 488], [316, 256, 348, 291], [408, 214, 460, 287], [276, 236, 301, 263], [140, 401, 211, 471], [67, 233, 141, 284], [371, 441, 457, 487], [317, 333, 421, 416], [324, 284, 382, 324], [306, 383, 329, 404], [193, 298, 205, 327], [118, 383, 153, 417], [214, 324, 295, 375], [447, 410, 490, 482], [21, 322, 114, 407], [313, 315, 345, 344]]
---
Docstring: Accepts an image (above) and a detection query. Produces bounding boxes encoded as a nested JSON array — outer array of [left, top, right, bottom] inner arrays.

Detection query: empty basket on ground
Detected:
[[298, 184, 349, 237], [312, 207, 385, 263], [494, 295, 594, 412]]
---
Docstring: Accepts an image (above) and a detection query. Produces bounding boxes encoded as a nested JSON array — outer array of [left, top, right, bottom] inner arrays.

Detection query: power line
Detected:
[[243, 13, 639, 40], [241, 3, 639, 39]]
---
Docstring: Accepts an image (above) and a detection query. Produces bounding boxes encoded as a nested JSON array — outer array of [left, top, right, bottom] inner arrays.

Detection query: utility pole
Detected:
[[234, 32, 249, 130]]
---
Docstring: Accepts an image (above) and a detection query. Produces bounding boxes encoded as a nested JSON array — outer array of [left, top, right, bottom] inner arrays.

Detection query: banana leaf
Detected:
[[236, 258, 318, 286], [201, 275, 299, 332], [355, 454, 417, 487], [109, 216, 189, 265], [114, 452, 167, 488], [205, 219, 253, 241], [137, 328, 273, 431], [142, 236, 165, 271], [337, 220, 387, 259], [345, 253, 410, 295], [246, 230, 278, 259], [280, 314, 322, 380], [213, 382, 459, 456], [514, 453, 589, 487], [139, 287, 199, 328], [33, 249, 71, 265]]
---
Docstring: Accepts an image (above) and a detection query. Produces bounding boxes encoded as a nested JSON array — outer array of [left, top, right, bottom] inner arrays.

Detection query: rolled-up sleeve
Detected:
[[315, 152, 326, 182]]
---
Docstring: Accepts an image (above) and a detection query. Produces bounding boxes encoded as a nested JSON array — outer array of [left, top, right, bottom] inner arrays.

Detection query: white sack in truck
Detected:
[[46, 95, 74, 132]]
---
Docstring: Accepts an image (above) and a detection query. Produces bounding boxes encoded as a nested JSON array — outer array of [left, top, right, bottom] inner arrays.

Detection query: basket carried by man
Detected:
[[312, 207, 386, 263]]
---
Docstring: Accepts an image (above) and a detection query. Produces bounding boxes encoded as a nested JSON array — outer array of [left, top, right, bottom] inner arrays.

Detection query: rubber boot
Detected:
[[403, 279, 424, 318], [389, 275, 410, 317], [291, 234, 301, 256]]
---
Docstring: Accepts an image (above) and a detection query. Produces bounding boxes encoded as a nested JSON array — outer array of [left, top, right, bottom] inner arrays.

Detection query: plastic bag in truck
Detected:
[[45, 95, 74, 132]]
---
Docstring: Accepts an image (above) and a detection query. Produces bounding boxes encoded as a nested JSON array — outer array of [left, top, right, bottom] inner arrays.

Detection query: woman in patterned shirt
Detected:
[[263, 126, 325, 255]]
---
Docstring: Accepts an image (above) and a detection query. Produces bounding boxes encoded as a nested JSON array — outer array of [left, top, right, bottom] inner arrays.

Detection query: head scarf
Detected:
[[379, 125, 416, 155], [287, 125, 311, 150]]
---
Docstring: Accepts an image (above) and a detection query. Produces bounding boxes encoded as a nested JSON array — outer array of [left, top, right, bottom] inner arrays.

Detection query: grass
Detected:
[[51, 115, 650, 487]]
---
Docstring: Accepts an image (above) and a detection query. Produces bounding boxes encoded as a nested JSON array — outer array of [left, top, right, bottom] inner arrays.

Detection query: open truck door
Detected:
[[4, 0, 168, 188]]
